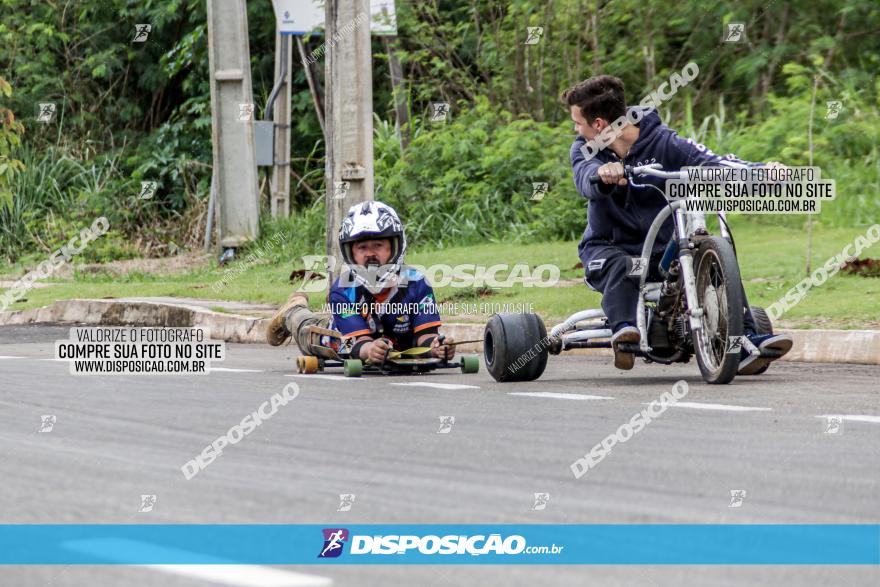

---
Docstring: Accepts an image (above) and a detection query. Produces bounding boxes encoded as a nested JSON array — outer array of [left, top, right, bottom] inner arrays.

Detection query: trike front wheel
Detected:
[[692, 237, 744, 384]]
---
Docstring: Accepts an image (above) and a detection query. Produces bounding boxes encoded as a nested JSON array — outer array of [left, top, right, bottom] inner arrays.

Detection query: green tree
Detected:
[[0, 76, 25, 211]]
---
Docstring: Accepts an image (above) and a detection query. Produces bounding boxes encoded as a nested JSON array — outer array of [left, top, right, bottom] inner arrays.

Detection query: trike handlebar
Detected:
[[587, 163, 685, 185]]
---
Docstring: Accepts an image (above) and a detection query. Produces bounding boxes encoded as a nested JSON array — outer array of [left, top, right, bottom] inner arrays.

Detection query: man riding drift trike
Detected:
[[483, 75, 792, 385]]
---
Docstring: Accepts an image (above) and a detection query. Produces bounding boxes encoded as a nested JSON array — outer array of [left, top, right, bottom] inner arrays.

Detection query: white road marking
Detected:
[[144, 565, 332, 586], [509, 391, 613, 401], [647, 401, 771, 412], [816, 414, 880, 424], [62, 538, 332, 586], [209, 367, 264, 373], [390, 382, 480, 390], [0, 355, 25, 359], [285, 374, 356, 382]]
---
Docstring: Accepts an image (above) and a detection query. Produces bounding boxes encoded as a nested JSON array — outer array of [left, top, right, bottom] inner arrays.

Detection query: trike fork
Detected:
[[635, 200, 705, 353]]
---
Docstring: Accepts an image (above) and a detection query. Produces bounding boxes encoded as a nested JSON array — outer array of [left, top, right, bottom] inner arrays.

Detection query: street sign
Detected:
[[371, 0, 397, 35], [272, 0, 397, 36], [272, 0, 323, 34]]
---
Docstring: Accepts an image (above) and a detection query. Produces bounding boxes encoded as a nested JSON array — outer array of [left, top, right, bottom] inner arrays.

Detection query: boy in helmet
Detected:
[[267, 201, 455, 364]]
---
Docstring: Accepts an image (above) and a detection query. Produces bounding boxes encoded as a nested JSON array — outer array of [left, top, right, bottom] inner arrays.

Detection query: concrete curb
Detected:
[[1, 298, 878, 365], [0, 299, 266, 343]]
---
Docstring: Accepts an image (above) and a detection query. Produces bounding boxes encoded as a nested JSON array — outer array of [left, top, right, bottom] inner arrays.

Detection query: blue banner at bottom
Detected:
[[0, 525, 877, 564]]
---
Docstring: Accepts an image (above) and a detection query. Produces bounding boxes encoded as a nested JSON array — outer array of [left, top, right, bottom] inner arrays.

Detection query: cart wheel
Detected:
[[344, 359, 363, 377], [483, 312, 548, 382], [460, 354, 480, 374], [301, 356, 320, 374], [751, 305, 773, 335], [295, 356, 305, 373]]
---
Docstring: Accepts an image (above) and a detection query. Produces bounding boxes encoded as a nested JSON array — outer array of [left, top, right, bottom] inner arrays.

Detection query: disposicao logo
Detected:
[[316, 529, 558, 559], [318, 528, 349, 558], [341, 533, 528, 556]]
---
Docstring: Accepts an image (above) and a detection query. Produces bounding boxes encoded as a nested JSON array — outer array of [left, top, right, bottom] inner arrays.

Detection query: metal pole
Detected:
[[265, 34, 288, 120], [203, 171, 216, 251], [296, 36, 326, 138], [382, 35, 409, 150]]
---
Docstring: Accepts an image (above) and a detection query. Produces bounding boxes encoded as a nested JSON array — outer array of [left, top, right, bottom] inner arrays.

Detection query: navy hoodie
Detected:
[[570, 108, 750, 264]]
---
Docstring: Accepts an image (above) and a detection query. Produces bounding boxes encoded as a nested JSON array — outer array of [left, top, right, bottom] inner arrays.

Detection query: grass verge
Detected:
[[2, 219, 878, 329]]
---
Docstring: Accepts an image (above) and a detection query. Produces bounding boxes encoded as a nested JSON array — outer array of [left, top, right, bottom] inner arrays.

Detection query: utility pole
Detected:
[[325, 0, 374, 278], [206, 0, 260, 251]]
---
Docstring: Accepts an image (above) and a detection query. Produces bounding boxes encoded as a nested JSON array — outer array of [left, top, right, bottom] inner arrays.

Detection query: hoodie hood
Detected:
[[625, 108, 663, 159]]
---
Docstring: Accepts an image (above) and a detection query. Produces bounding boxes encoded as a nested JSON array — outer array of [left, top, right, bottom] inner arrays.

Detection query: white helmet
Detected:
[[338, 201, 407, 293]]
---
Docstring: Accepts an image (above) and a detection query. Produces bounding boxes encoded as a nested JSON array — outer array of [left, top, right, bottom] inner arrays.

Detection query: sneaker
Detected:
[[266, 292, 309, 346], [737, 332, 793, 375], [611, 325, 640, 371]]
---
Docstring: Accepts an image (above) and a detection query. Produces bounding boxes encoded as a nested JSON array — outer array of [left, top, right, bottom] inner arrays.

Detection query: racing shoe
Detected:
[[737, 332, 793, 375], [611, 325, 640, 371], [267, 292, 309, 346]]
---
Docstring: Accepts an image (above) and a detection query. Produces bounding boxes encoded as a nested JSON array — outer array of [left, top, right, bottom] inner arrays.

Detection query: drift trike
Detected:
[[483, 162, 779, 385]]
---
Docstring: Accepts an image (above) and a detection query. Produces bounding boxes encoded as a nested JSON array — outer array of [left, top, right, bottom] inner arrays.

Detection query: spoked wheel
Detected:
[[692, 237, 744, 384]]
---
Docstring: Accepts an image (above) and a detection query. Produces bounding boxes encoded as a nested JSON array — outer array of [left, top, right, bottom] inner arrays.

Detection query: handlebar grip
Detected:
[[588, 165, 632, 185]]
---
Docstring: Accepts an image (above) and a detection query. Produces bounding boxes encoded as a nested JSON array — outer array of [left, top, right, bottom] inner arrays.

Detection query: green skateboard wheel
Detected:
[[344, 359, 363, 377], [460, 354, 480, 374]]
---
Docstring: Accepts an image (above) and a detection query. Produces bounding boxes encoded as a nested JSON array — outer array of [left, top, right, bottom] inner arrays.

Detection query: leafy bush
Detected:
[[720, 61, 880, 228], [375, 96, 584, 248], [0, 77, 25, 213], [257, 198, 328, 262]]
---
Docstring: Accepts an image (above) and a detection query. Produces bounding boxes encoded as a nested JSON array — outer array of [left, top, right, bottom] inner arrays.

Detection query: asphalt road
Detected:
[[1, 324, 878, 586]]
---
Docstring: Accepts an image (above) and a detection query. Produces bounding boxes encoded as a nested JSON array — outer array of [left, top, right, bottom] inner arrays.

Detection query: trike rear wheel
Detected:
[[483, 313, 548, 382]]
